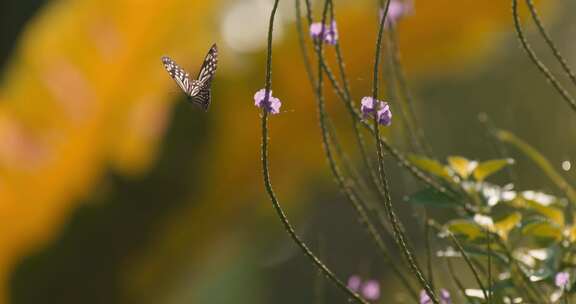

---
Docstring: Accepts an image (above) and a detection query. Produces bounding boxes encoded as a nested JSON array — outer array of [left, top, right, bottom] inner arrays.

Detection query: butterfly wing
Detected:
[[188, 44, 217, 111], [161, 56, 191, 94], [196, 44, 218, 85], [161, 44, 217, 111], [190, 82, 211, 111]]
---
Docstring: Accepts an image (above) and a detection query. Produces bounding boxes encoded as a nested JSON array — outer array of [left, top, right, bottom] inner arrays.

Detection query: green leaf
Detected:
[[406, 188, 460, 208], [473, 158, 514, 182], [446, 219, 484, 241], [521, 220, 562, 247], [408, 154, 451, 181], [448, 156, 477, 179]]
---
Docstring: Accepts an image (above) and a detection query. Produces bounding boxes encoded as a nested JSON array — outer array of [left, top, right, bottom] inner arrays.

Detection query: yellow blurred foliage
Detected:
[[0, 0, 218, 302]]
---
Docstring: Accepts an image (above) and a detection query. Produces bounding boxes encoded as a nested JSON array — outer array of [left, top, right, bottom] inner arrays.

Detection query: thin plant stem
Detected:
[[446, 231, 490, 300], [295, 0, 374, 199], [496, 129, 576, 204], [486, 228, 493, 303], [297, 0, 462, 203], [424, 213, 434, 289], [511, 0, 576, 112], [371, 1, 439, 303], [387, 25, 431, 156], [311, 0, 417, 298], [478, 113, 519, 185], [259, 1, 368, 303], [314, 236, 326, 304], [524, 0, 576, 87], [261, 114, 366, 304], [446, 258, 475, 303], [295, 0, 315, 87]]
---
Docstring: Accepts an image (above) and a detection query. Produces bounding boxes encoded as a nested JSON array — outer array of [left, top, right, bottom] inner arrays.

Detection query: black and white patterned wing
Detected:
[[188, 44, 217, 110], [190, 81, 211, 111], [196, 44, 218, 85], [161, 56, 191, 95]]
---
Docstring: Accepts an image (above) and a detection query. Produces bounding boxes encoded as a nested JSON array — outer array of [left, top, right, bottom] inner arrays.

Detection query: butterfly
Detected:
[[161, 44, 218, 111]]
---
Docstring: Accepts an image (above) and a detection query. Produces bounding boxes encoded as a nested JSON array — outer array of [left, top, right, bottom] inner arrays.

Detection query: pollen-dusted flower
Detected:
[[360, 97, 392, 126], [556, 271, 570, 290], [309, 21, 338, 45], [254, 89, 281, 114]]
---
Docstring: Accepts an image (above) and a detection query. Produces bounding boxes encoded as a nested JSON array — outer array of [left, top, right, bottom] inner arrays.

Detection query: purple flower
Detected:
[[361, 280, 380, 301], [310, 22, 323, 40], [309, 21, 338, 45], [347, 275, 362, 292], [254, 89, 281, 114], [377, 103, 392, 126], [347, 275, 380, 302], [420, 289, 452, 304], [439, 289, 451, 304], [380, 0, 413, 27], [556, 271, 570, 289], [420, 290, 432, 304], [360, 97, 392, 126]]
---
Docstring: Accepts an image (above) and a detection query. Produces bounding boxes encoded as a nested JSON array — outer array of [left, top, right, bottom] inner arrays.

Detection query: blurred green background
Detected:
[[0, 0, 574, 303]]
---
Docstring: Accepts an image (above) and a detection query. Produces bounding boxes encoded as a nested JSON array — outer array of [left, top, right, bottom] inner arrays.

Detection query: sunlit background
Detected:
[[0, 0, 575, 303]]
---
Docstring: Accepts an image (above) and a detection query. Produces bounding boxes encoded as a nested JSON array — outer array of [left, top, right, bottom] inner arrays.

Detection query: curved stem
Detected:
[[312, 0, 418, 298], [371, 1, 439, 303], [524, 0, 576, 87], [387, 26, 431, 155], [261, 114, 367, 304], [511, 0, 576, 112], [260, 2, 368, 303]]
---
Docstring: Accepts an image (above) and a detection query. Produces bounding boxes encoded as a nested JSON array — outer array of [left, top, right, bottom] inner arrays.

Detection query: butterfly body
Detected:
[[161, 44, 218, 111]]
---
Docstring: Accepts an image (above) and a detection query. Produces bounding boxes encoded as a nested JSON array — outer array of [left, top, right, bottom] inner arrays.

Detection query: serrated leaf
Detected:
[[448, 156, 477, 179], [408, 154, 451, 181], [473, 158, 514, 182], [406, 188, 460, 208]]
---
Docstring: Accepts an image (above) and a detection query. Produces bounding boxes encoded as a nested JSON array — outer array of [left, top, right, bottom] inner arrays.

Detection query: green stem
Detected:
[[312, 0, 417, 298], [446, 230, 490, 300], [524, 0, 576, 87], [387, 26, 431, 156], [371, 1, 439, 303], [261, 114, 367, 304], [496, 129, 576, 204], [511, 0, 576, 112], [259, 2, 368, 303]]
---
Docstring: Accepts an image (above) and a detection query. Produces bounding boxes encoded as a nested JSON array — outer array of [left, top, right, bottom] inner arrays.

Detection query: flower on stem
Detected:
[[347, 275, 380, 302], [309, 21, 338, 45], [555, 271, 570, 290], [380, 0, 413, 27], [361, 280, 380, 301], [360, 97, 392, 126], [254, 89, 281, 114], [420, 288, 451, 304]]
